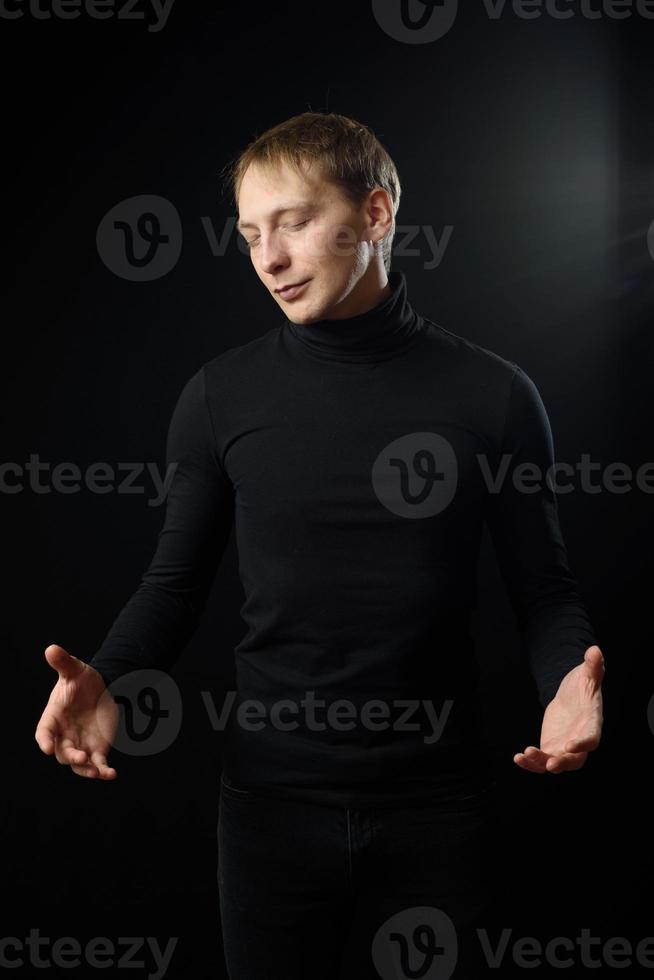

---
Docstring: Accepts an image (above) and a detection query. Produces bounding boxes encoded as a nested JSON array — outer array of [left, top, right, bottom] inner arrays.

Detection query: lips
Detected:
[[276, 279, 310, 300]]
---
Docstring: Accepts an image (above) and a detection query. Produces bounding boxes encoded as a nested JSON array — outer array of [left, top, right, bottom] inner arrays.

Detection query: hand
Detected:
[[34, 644, 119, 780], [513, 644, 605, 774]]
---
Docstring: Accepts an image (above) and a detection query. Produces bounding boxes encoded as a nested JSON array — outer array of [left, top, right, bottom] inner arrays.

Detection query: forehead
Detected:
[[236, 160, 341, 230]]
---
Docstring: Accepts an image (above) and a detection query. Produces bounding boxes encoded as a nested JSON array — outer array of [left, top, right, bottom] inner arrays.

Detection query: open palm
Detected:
[[34, 644, 119, 779], [514, 645, 605, 774]]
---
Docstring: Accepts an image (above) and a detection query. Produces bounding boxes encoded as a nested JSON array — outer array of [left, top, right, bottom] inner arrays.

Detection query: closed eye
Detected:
[[243, 219, 310, 251]]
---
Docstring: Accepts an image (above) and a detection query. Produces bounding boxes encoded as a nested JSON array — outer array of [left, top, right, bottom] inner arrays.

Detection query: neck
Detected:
[[283, 269, 423, 365], [317, 272, 393, 321]]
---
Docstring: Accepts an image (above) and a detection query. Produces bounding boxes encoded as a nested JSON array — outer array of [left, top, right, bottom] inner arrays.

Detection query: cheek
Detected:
[[329, 222, 361, 263], [304, 221, 354, 263], [296, 225, 330, 262]]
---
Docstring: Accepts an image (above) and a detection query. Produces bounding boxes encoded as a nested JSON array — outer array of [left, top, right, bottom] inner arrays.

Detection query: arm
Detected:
[[87, 364, 235, 688], [35, 365, 234, 779], [484, 365, 604, 773], [484, 365, 598, 707]]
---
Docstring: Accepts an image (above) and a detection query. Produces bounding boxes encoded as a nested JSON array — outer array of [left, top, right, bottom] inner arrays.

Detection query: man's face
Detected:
[[236, 159, 376, 324]]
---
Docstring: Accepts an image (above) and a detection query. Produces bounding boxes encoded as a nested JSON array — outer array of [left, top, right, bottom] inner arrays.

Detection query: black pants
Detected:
[[217, 772, 496, 979]]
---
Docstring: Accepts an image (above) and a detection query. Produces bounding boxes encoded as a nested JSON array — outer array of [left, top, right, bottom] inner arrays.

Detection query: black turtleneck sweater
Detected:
[[88, 270, 597, 806]]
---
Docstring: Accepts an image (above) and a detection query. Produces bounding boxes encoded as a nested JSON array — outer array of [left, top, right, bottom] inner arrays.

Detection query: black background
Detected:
[[4, 2, 653, 977]]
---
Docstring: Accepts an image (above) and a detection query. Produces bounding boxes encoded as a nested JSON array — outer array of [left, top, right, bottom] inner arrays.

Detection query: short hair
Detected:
[[221, 112, 401, 274]]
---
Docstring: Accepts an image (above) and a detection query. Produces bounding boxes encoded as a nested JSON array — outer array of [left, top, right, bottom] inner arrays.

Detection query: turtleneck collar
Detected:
[[283, 269, 423, 364]]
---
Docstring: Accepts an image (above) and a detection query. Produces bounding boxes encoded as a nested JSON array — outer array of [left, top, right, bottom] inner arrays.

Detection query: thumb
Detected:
[[584, 645, 605, 678], [44, 644, 86, 680]]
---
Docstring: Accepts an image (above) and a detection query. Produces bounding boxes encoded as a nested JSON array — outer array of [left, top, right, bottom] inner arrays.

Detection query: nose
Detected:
[[258, 233, 290, 277]]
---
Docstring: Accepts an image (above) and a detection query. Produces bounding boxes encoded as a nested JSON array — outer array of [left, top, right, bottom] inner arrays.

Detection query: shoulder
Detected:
[[417, 319, 547, 444], [202, 326, 281, 384], [420, 317, 520, 384], [170, 326, 281, 410]]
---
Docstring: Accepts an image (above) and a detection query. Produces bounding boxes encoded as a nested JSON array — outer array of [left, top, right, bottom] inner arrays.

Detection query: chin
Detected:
[[286, 310, 315, 325]]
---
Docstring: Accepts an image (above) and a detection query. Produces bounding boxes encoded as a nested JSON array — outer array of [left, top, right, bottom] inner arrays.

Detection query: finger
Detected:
[[545, 752, 586, 774], [35, 718, 59, 754], [585, 645, 605, 676], [95, 765, 118, 780], [90, 751, 117, 780], [70, 762, 100, 779], [54, 736, 89, 767], [513, 752, 547, 773], [523, 745, 549, 768], [513, 744, 553, 772], [44, 644, 86, 681]]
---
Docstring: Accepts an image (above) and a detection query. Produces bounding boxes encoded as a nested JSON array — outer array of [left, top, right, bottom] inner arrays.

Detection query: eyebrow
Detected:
[[236, 201, 316, 233]]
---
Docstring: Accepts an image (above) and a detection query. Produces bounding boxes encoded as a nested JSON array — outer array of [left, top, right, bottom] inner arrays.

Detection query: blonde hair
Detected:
[[221, 112, 401, 273]]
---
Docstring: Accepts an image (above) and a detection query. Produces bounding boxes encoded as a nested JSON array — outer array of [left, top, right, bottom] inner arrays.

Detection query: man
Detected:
[[35, 112, 605, 978]]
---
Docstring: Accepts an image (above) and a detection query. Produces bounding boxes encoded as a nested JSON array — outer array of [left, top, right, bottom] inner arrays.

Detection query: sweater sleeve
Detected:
[[86, 365, 235, 689], [483, 364, 598, 708]]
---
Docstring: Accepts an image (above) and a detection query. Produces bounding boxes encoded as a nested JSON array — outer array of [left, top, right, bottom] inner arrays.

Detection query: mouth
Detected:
[[275, 279, 311, 301]]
